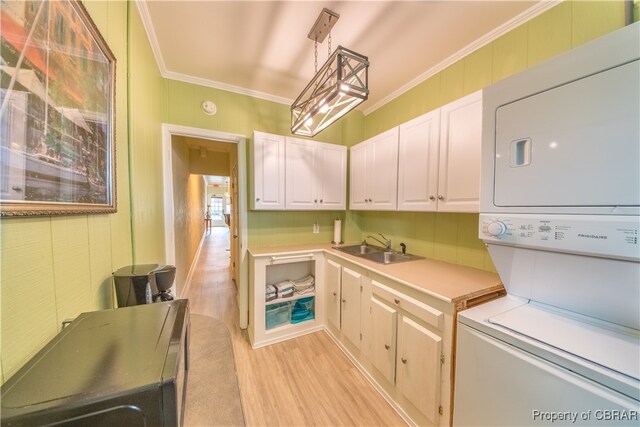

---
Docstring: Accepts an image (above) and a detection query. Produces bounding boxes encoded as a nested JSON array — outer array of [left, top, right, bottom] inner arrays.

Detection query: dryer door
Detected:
[[493, 60, 639, 210]]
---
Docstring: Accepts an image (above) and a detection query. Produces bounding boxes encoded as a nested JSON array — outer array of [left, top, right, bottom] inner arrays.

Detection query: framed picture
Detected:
[[0, 0, 116, 216]]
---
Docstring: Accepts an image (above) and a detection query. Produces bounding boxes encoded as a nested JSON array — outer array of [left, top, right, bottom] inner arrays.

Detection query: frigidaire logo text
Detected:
[[578, 234, 608, 239]]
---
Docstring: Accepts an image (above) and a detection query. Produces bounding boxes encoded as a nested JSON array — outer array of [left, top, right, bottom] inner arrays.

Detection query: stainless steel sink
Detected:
[[333, 244, 423, 264], [360, 250, 424, 265], [333, 244, 384, 256]]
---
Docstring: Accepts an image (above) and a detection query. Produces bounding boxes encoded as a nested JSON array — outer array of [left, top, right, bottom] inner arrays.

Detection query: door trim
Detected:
[[161, 123, 249, 329]]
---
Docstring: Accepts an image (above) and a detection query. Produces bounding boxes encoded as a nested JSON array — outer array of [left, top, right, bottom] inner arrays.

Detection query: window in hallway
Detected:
[[210, 196, 223, 220], [205, 176, 230, 227]]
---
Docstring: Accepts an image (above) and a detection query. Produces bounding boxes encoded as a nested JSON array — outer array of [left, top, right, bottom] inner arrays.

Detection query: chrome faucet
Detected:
[[365, 233, 392, 250]]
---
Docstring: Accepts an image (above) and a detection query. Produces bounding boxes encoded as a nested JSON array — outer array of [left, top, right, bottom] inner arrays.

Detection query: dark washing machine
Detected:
[[113, 264, 176, 307]]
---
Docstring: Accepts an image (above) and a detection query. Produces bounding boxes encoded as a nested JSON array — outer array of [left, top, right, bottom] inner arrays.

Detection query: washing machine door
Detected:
[[454, 323, 639, 426]]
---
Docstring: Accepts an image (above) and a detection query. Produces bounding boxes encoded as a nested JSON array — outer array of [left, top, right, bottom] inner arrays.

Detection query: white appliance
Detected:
[[454, 22, 640, 426]]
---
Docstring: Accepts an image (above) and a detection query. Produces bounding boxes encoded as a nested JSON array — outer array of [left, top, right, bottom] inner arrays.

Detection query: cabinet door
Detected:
[[397, 316, 442, 425], [437, 90, 482, 212], [370, 296, 397, 384], [317, 142, 347, 210], [285, 137, 317, 209], [340, 267, 362, 349], [325, 259, 342, 330], [349, 143, 369, 210], [252, 131, 285, 210], [369, 127, 399, 210], [397, 110, 440, 211]]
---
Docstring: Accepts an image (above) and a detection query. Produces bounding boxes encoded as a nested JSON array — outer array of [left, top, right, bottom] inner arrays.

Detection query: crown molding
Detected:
[[135, 0, 560, 115], [135, 1, 168, 74], [163, 69, 294, 105], [135, 0, 293, 106], [362, 0, 561, 115]]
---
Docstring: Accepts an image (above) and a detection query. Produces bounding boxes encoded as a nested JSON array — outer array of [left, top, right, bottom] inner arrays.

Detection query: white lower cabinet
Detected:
[[370, 279, 445, 426], [340, 267, 362, 349], [370, 296, 397, 384], [324, 255, 453, 427], [250, 249, 497, 427], [397, 316, 443, 425], [325, 259, 342, 330], [248, 251, 325, 348]]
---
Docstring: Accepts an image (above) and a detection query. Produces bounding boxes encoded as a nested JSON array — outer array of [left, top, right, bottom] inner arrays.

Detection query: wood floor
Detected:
[[185, 227, 407, 426]]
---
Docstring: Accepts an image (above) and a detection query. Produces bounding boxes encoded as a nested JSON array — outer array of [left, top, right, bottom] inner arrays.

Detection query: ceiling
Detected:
[[184, 136, 233, 153], [138, 1, 551, 115]]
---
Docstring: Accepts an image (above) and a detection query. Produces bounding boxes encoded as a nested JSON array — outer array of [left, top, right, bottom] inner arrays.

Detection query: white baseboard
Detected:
[[178, 232, 206, 299]]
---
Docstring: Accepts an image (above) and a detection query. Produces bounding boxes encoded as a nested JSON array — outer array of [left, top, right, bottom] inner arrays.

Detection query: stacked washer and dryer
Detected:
[[453, 22, 640, 426]]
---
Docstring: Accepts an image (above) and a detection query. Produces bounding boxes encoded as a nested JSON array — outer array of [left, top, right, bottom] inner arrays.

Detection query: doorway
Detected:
[[161, 124, 249, 329]]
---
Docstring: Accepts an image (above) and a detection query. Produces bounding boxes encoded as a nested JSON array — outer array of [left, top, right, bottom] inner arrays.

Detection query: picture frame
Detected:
[[0, 0, 116, 216]]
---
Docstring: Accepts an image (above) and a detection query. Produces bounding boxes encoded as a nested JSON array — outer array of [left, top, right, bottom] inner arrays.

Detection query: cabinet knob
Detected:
[[401, 357, 407, 364], [368, 198, 372, 202], [256, 198, 260, 202], [314, 199, 318, 203], [320, 199, 323, 203], [384, 344, 390, 350], [342, 298, 346, 303], [438, 195, 444, 201], [332, 292, 337, 296], [429, 195, 435, 201], [394, 298, 400, 304]]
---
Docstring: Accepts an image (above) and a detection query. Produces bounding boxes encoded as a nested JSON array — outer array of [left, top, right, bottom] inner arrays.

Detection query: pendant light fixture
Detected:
[[291, 8, 369, 137]]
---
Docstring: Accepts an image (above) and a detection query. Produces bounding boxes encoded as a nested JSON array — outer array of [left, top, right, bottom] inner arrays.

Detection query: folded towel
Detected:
[[292, 275, 315, 287], [279, 289, 294, 299], [294, 286, 315, 295], [274, 281, 294, 299], [274, 281, 294, 291]]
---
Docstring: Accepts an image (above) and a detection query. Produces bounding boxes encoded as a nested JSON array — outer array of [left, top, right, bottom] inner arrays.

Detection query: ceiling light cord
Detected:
[[314, 38, 318, 74]]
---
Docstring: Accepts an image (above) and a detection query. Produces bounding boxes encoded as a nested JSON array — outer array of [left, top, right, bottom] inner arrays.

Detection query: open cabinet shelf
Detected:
[[249, 251, 325, 348]]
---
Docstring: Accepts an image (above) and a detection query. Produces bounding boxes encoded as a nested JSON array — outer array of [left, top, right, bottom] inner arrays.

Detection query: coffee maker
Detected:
[[113, 264, 176, 307]]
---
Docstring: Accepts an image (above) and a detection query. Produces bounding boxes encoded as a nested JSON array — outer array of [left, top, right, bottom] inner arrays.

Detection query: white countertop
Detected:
[[249, 243, 503, 304]]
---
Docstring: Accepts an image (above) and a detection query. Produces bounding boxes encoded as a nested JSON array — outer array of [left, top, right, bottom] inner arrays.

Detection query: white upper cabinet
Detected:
[[315, 142, 347, 210], [285, 137, 347, 210], [437, 90, 482, 212], [252, 131, 285, 210], [397, 109, 441, 211], [349, 127, 399, 211], [397, 90, 482, 212], [349, 142, 369, 209], [285, 137, 317, 209], [252, 132, 346, 211]]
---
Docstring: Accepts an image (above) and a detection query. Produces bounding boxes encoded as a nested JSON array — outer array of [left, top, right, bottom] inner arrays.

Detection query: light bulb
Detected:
[[320, 104, 329, 113], [305, 117, 313, 126]]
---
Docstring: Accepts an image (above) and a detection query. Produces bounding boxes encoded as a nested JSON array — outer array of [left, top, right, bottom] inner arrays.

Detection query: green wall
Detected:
[[0, 0, 134, 382], [128, 2, 165, 264], [351, 0, 627, 272]]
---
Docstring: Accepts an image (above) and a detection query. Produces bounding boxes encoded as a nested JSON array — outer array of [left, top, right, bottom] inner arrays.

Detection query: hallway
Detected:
[[185, 228, 406, 426]]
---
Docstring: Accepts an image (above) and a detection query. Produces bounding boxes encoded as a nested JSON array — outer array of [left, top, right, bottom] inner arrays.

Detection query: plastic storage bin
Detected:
[[291, 297, 315, 324], [265, 302, 291, 330]]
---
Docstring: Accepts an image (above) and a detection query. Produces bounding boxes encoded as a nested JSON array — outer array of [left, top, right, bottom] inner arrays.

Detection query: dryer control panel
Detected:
[[480, 214, 639, 261]]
